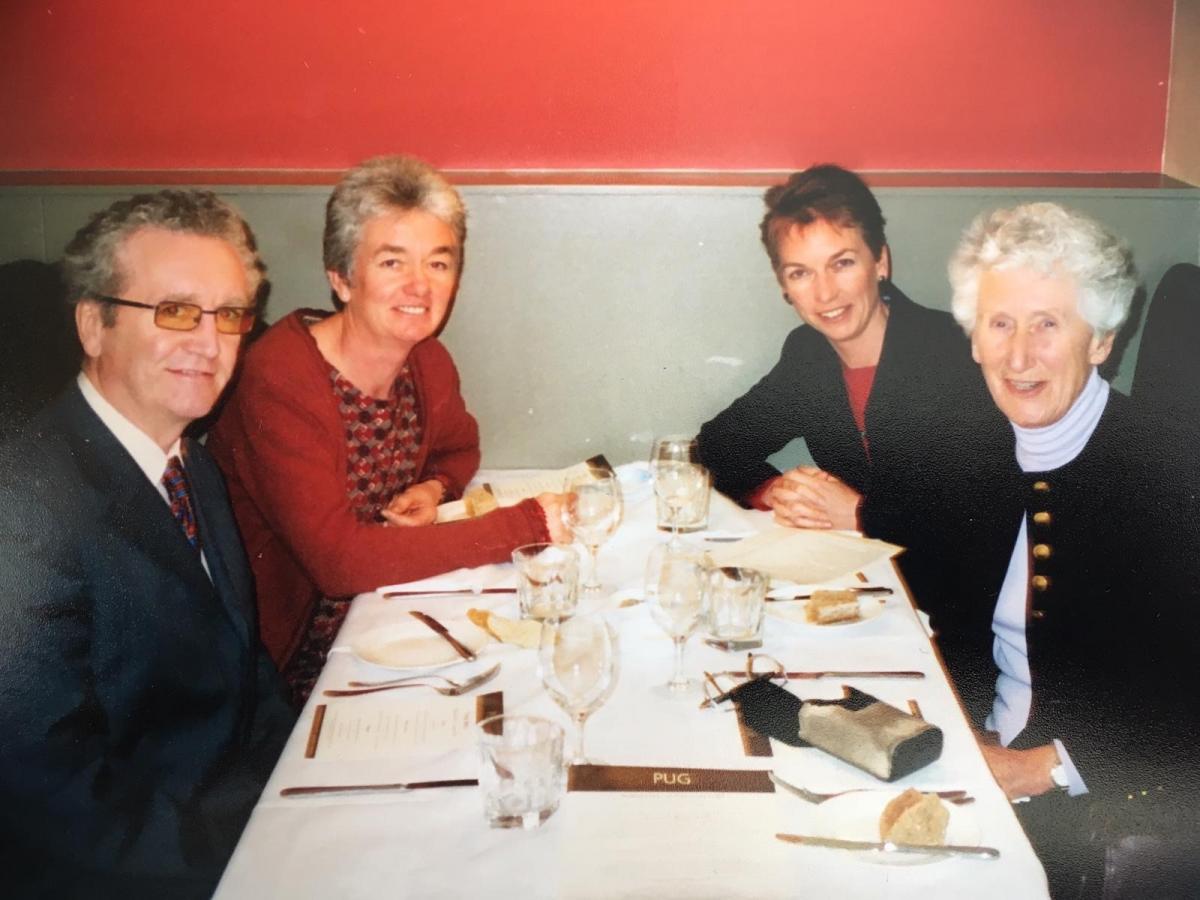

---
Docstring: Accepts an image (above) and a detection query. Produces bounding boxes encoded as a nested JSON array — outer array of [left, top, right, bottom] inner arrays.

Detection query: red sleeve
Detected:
[[211, 332, 549, 599], [411, 341, 481, 502]]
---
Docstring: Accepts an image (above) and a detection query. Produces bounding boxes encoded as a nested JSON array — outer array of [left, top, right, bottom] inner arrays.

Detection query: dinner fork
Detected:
[[324, 663, 501, 697], [347, 663, 500, 689], [768, 772, 974, 805]]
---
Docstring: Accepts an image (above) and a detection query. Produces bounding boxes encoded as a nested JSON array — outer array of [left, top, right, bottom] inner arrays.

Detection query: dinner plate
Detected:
[[351, 617, 491, 671], [766, 595, 887, 629], [807, 791, 981, 866]]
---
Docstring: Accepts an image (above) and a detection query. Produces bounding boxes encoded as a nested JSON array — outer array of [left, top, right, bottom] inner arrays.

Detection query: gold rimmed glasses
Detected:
[[95, 294, 256, 334]]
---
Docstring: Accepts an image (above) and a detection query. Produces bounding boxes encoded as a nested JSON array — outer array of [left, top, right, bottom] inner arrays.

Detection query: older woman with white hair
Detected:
[[209, 156, 567, 703], [937, 202, 1200, 899]]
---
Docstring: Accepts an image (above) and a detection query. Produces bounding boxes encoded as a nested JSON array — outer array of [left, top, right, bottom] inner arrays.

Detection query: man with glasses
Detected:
[[0, 190, 294, 898]]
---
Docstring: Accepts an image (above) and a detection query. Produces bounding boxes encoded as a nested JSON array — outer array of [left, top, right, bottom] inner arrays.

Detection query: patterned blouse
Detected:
[[282, 362, 425, 705]]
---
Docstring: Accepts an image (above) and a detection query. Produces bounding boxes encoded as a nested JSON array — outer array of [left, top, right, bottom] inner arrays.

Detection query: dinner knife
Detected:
[[716, 670, 925, 679], [775, 833, 1000, 859], [409, 610, 477, 661], [383, 588, 516, 598], [766, 586, 893, 601], [281, 779, 478, 797]]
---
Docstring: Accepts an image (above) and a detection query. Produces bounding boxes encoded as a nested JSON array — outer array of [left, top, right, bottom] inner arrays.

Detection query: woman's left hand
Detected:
[[381, 480, 444, 527]]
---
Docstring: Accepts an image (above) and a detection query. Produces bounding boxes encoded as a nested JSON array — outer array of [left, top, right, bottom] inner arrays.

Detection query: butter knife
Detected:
[[384, 588, 516, 598], [409, 610, 477, 661], [717, 670, 925, 679], [775, 833, 999, 859], [281, 779, 478, 797], [766, 586, 893, 601]]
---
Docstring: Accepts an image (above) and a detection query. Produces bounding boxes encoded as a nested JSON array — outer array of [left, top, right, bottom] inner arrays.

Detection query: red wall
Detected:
[[0, 0, 1174, 172]]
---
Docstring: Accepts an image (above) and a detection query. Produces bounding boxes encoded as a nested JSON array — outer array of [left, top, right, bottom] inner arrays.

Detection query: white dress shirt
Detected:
[[77, 372, 211, 577]]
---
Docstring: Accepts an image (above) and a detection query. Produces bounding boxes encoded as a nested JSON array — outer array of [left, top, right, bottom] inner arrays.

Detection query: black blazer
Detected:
[[931, 390, 1200, 809], [696, 285, 1009, 603], [0, 384, 294, 899]]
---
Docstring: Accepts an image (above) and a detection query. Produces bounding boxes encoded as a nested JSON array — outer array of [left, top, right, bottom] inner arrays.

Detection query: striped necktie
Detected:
[[162, 455, 202, 551]]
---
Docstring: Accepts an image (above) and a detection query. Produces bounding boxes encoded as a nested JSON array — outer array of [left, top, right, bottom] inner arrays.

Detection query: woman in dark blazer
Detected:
[[697, 164, 1006, 601], [938, 201, 1200, 899]]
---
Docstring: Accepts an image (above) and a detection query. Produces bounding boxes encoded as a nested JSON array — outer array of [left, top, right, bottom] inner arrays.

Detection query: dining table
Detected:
[[214, 464, 1051, 899]]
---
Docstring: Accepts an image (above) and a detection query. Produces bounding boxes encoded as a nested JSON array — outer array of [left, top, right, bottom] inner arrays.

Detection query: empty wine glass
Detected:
[[562, 472, 623, 593], [644, 545, 705, 694], [652, 461, 708, 547], [538, 613, 619, 764]]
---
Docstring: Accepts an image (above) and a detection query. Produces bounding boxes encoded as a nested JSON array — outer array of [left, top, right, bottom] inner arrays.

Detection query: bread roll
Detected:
[[878, 788, 949, 846]]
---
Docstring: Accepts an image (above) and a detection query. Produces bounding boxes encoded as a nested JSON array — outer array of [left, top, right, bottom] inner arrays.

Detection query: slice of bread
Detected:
[[463, 487, 500, 518], [467, 608, 542, 649], [805, 589, 861, 625], [879, 788, 949, 846]]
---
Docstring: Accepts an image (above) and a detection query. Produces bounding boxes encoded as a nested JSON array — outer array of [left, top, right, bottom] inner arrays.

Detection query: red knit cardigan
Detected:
[[208, 310, 549, 669]]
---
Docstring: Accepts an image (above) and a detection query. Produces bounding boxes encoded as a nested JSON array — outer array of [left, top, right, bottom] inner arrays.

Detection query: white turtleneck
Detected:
[[986, 367, 1108, 796]]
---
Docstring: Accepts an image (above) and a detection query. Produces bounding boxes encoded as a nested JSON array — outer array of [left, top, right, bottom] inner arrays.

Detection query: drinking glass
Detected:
[[476, 715, 566, 830], [705, 566, 769, 647], [538, 613, 619, 764], [652, 434, 705, 535], [644, 544, 706, 693], [512, 543, 579, 621], [562, 472, 623, 593], [652, 461, 709, 547]]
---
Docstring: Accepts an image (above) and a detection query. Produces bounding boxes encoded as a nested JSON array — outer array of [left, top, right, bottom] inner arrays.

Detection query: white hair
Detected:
[[948, 202, 1137, 338]]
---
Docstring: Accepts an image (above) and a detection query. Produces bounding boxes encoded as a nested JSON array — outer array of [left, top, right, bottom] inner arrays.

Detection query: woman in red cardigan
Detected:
[[209, 156, 567, 703]]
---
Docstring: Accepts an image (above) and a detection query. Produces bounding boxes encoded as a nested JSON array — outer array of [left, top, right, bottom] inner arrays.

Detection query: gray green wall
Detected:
[[3, 183, 1197, 467]]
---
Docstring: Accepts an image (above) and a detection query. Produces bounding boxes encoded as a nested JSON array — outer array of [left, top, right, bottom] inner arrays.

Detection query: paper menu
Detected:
[[306, 692, 503, 762], [706, 527, 902, 585]]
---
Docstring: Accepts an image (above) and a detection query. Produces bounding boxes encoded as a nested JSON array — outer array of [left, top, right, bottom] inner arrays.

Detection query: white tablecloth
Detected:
[[215, 467, 1049, 899]]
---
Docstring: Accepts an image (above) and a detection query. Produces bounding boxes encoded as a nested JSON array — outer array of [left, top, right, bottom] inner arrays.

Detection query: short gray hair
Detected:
[[62, 190, 265, 325], [948, 202, 1137, 338], [323, 155, 467, 283]]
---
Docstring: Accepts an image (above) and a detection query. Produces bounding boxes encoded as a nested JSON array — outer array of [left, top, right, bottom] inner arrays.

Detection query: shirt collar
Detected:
[[1012, 367, 1109, 473], [77, 372, 182, 490]]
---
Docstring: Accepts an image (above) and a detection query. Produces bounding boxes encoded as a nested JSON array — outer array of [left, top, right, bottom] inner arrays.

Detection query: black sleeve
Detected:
[[697, 329, 813, 504]]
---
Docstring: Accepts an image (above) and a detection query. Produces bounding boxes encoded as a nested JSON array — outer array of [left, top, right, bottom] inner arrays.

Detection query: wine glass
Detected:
[[644, 544, 705, 694], [652, 461, 708, 547], [538, 613, 619, 765], [562, 472, 623, 594]]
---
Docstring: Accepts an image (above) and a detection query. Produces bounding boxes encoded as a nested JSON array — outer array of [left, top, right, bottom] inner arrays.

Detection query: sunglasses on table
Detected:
[[95, 294, 257, 335], [700, 653, 787, 710]]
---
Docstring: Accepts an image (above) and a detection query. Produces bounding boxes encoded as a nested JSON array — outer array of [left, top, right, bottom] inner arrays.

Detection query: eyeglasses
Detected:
[[95, 294, 257, 335], [700, 653, 786, 709]]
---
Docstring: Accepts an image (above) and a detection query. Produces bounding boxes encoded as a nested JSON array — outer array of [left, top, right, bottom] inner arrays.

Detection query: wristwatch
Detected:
[[1050, 762, 1069, 791]]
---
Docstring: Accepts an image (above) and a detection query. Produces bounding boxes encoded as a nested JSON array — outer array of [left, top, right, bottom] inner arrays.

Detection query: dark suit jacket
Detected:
[[930, 390, 1200, 813], [0, 384, 294, 899], [696, 285, 1010, 604]]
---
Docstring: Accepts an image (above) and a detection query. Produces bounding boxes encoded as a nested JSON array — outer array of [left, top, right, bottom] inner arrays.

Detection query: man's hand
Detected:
[[977, 736, 1060, 800], [381, 480, 443, 527], [535, 492, 572, 544], [763, 466, 862, 530]]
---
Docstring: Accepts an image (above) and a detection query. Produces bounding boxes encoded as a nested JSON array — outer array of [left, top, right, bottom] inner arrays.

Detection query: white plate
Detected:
[[767, 595, 887, 629], [807, 791, 981, 866], [351, 617, 490, 671]]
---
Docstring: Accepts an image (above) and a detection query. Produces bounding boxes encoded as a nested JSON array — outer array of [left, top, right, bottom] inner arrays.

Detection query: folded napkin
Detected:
[[707, 527, 901, 585], [731, 681, 942, 782]]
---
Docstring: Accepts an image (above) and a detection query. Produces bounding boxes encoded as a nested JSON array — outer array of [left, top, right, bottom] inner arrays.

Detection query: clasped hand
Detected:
[[764, 466, 861, 531]]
